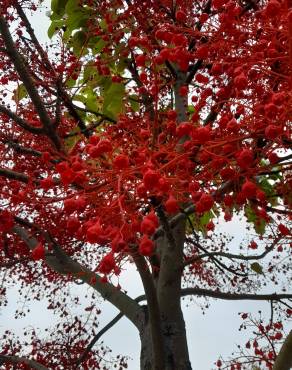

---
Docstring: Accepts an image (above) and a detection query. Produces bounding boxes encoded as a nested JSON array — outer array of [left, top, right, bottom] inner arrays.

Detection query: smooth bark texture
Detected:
[[273, 331, 292, 370], [12, 226, 144, 330]]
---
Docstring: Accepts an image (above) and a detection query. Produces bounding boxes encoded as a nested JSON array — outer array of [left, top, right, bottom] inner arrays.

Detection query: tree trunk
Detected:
[[140, 320, 192, 370], [140, 218, 192, 370]]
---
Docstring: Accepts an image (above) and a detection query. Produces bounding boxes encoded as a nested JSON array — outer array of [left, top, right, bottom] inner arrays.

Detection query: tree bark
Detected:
[[273, 331, 292, 370], [140, 322, 192, 370]]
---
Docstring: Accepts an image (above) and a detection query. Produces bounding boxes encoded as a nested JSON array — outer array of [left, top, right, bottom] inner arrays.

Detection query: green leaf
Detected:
[[71, 30, 87, 54], [90, 38, 107, 55], [48, 19, 64, 38], [64, 127, 81, 151], [65, 0, 79, 14], [199, 211, 213, 228], [103, 82, 125, 119], [65, 76, 77, 88], [250, 262, 264, 275], [245, 204, 266, 235], [188, 105, 195, 114], [186, 210, 214, 236], [129, 95, 139, 112], [51, 0, 68, 15], [13, 84, 27, 103], [254, 219, 266, 235]]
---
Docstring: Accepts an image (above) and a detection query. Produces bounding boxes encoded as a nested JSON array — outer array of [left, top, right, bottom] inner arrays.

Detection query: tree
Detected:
[[0, 0, 291, 369]]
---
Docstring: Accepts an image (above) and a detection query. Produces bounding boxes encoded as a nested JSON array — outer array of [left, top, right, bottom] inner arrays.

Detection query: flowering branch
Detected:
[[0, 355, 49, 370], [0, 14, 62, 150], [181, 288, 292, 301], [12, 225, 144, 330]]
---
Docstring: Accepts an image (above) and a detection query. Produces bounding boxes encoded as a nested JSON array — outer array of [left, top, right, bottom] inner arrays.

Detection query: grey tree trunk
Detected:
[[140, 320, 192, 370], [139, 218, 192, 370]]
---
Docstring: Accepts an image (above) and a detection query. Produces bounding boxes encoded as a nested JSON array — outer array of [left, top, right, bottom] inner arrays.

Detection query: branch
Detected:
[[12, 225, 144, 330], [12, 4, 92, 136], [0, 14, 62, 150], [183, 236, 280, 267], [0, 257, 30, 269], [56, 80, 88, 134], [0, 355, 48, 370], [76, 295, 146, 367], [181, 287, 292, 301], [3, 139, 42, 157], [185, 60, 203, 84], [72, 104, 117, 124], [156, 206, 177, 250], [0, 167, 29, 183], [0, 104, 44, 134], [273, 331, 292, 370], [130, 246, 165, 370]]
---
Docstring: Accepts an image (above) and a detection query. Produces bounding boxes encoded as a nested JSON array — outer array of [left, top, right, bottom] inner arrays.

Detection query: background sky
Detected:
[[0, 2, 291, 369]]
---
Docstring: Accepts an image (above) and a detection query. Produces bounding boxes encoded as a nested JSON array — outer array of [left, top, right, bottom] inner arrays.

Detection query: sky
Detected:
[[1, 216, 280, 369], [0, 2, 291, 370]]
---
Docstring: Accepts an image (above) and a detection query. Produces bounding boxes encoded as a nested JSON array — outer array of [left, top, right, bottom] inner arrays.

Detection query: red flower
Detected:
[[278, 224, 290, 236], [265, 0, 281, 16], [165, 195, 179, 214], [87, 222, 106, 244], [206, 221, 215, 231], [67, 217, 81, 233], [32, 243, 45, 261], [141, 218, 156, 235], [196, 193, 214, 213], [249, 241, 258, 249], [64, 198, 77, 214], [175, 10, 186, 22], [0, 210, 14, 232], [265, 125, 281, 140], [136, 54, 146, 67], [241, 180, 257, 199], [195, 45, 209, 59], [274, 332, 283, 340], [176, 123, 193, 138], [234, 73, 248, 90], [111, 236, 127, 253], [113, 154, 130, 169], [268, 152, 279, 164], [143, 169, 160, 190], [193, 126, 211, 144], [236, 149, 253, 169], [99, 253, 116, 274], [139, 235, 155, 256]]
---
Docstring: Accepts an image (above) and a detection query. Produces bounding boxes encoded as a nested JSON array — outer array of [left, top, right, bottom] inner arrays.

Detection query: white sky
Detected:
[[0, 2, 291, 369]]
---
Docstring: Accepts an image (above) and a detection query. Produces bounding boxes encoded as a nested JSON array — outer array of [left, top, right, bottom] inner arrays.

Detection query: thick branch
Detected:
[[273, 331, 292, 370], [0, 167, 29, 183], [12, 225, 144, 329], [185, 60, 203, 84], [0, 355, 48, 370], [76, 295, 146, 367], [0, 104, 44, 134], [3, 139, 42, 157], [181, 288, 292, 301], [131, 248, 165, 370]]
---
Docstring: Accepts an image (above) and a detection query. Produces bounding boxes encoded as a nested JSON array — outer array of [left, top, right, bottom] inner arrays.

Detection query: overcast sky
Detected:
[[0, 2, 291, 369]]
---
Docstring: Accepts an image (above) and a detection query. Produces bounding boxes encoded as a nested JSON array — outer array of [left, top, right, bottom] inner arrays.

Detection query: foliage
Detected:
[[0, 0, 291, 369]]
